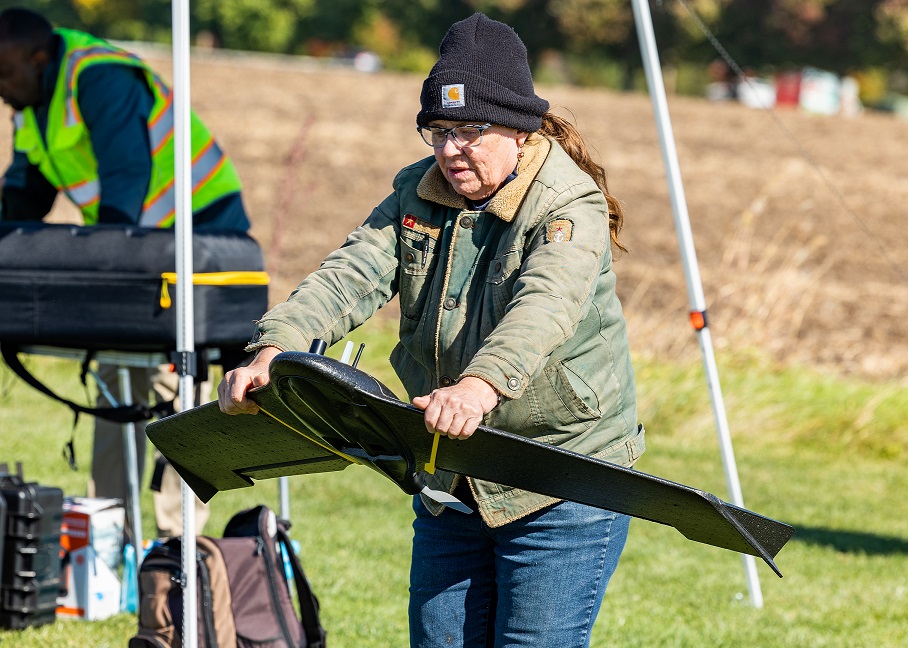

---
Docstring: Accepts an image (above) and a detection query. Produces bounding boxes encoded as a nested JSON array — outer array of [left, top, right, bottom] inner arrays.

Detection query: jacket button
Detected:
[[405, 252, 416, 263], [494, 261, 502, 273], [443, 297, 457, 310], [459, 216, 474, 229], [507, 377, 520, 391], [440, 375, 453, 387]]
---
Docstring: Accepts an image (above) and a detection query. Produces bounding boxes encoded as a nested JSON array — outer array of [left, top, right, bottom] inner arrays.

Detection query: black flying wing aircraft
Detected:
[[147, 350, 794, 576]]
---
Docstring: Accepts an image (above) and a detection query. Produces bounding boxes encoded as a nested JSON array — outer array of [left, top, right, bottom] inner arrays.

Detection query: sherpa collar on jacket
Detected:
[[415, 132, 552, 222]]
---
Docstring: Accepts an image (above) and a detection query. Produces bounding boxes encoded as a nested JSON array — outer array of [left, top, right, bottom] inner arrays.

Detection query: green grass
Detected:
[[1, 317, 906, 646]]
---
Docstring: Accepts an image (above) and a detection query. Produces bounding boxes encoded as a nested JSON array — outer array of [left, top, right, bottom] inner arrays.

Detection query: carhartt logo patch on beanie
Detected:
[[442, 84, 466, 108], [417, 13, 549, 132]]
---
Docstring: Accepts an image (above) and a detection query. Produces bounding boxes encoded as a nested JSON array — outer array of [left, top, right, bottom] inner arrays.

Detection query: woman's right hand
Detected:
[[217, 346, 282, 415]]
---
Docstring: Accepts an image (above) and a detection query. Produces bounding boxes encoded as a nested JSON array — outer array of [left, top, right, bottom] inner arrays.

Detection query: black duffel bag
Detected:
[[0, 222, 269, 353], [0, 222, 270, 423]]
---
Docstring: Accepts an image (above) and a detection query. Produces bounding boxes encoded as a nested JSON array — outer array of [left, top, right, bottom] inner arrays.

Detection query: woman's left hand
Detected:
[[412, 376, 500, 440]]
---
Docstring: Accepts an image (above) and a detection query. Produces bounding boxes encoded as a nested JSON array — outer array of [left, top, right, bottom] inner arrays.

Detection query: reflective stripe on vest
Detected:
[[139, 137, 227, 228], [65, 177, 100, 209], [148, 88, 175, 155], [62, 46, 145, 128], [62, 47, 175, 155]]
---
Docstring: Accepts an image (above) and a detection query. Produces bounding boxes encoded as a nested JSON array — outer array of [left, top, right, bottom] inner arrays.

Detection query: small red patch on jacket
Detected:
[[402, 214, 442, 239]]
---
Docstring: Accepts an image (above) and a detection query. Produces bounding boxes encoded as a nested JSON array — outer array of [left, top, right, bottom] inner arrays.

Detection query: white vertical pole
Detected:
[[117, 368, 143, 598], [629, 0, 763, 607], [279, 477, 291, 521], [172, 0, 198, 642]]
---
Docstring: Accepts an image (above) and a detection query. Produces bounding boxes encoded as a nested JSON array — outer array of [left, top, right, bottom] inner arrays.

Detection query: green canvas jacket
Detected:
[[249, 133, 644, 526]]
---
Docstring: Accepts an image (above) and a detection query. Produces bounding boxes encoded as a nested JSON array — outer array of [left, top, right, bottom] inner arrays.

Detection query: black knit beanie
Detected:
[[417, 13, 549, 132]]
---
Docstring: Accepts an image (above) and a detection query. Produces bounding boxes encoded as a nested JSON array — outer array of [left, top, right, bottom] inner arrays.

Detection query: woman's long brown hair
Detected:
[[538, 112, 626, 253]]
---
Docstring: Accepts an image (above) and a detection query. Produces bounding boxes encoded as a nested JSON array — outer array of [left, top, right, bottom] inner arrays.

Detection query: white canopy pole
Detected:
[[171, 0, 198, 642], [279, 477, 291, 521], [629, 0, 764, 607]]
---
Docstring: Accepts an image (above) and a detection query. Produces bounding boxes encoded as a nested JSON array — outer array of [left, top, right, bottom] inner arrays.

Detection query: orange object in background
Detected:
[[56, 498, 124, 621]]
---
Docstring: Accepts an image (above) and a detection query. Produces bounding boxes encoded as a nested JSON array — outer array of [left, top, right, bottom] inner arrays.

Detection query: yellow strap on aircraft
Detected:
[[424, 432, 441, 474]]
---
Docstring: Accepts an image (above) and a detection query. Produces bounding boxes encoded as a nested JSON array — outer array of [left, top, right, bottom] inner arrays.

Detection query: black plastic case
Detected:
[[0, 471, 64, 630]]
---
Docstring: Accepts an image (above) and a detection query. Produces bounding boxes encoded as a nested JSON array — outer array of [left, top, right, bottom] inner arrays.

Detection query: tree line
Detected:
[[19, 0, 908, 96]]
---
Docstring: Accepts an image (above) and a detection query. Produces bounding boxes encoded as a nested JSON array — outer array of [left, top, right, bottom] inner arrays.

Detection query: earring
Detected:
[[517, 147, 525, 160]]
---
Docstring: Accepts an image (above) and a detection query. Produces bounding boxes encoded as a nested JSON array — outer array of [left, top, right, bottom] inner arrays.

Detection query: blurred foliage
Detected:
[[194, 0, 316, 52], [10, 0, 908, 93]]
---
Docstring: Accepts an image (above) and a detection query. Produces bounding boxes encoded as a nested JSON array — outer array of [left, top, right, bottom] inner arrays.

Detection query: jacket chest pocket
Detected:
[[399, 229, 440, 321], [485, 249, 522, 319]]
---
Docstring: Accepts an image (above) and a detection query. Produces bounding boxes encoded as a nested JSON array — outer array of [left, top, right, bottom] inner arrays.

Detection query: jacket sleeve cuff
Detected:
[[460, 353, 529, 400], [243, 316, 315, 355]]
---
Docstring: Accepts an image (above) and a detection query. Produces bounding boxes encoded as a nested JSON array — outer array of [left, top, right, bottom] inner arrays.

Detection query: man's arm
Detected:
[[77, 63, 155, 224]]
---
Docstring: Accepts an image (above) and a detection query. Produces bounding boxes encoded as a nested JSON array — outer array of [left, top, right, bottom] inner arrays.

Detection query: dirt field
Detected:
[[6, 49, 908, 381]]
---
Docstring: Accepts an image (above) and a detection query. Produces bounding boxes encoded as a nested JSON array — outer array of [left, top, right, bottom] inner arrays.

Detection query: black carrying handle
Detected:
[[0, 343, 171, 423], [276, 527, 327, 648]]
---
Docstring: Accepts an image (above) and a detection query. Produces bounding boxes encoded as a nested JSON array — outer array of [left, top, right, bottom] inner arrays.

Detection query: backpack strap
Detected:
[[0, 343, 172, 423], [276, 527, 327, 648]]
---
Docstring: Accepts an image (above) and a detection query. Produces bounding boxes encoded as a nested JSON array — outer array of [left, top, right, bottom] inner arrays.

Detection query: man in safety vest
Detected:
[[0, 8, 250, 537]]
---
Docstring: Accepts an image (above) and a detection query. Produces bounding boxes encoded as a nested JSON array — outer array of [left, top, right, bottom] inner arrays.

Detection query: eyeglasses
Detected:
[[417, 123, 492, 148]]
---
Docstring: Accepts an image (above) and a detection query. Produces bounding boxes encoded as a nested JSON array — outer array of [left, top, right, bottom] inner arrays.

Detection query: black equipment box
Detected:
[[0, 223, 269, 354], [0, 471, 64, 630]]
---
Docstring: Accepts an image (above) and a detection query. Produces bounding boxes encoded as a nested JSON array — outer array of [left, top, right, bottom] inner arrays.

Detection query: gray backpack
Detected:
[[129, 504, 326, 648]]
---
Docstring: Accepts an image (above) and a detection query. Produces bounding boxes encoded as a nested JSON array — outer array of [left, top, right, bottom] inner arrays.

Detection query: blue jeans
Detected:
[[408, 495, 630, 648]]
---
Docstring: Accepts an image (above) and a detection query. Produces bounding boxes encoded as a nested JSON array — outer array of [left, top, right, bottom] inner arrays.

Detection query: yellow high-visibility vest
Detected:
[[13, 29, 242, 227]]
